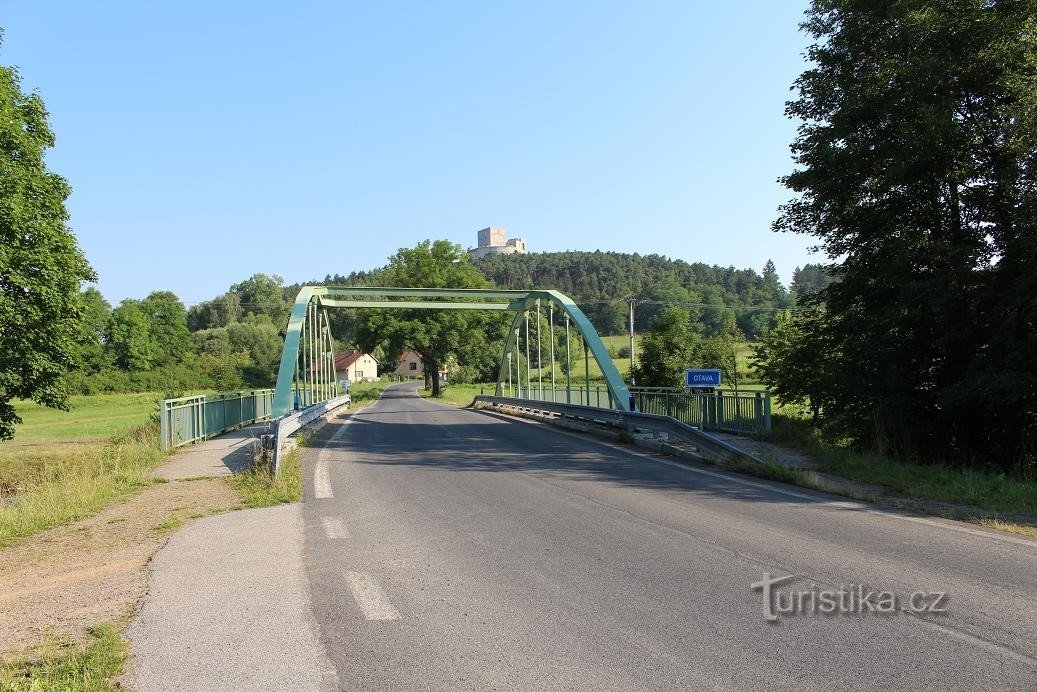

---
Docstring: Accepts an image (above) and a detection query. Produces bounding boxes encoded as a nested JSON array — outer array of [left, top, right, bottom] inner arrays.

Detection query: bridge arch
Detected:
[[271, 287, 631, 416]]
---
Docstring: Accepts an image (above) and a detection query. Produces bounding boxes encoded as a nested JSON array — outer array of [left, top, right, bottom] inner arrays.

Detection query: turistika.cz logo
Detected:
[[750, 573, 949, 622]]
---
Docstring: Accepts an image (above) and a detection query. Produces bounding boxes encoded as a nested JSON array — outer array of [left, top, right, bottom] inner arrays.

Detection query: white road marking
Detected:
[[313, 416, 360, 499], [313, 457, 333, 499], [321, 517, 348, 539], [346, 572, 400, 621], [908, 613, 1037, 666]]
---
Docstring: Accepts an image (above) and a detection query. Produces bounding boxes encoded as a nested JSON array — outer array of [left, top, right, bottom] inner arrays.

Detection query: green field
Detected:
[[4, 393, 160, 444], [0, 394, 168, 548], [486, 335, 765, 391]]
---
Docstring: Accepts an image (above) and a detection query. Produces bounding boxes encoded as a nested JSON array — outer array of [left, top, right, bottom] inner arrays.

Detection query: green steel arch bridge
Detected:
[[272, 286, 632, 417]]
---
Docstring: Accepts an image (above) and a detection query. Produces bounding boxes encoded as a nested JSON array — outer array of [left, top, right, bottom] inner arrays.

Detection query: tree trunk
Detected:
[[427, 356, 441, 397]]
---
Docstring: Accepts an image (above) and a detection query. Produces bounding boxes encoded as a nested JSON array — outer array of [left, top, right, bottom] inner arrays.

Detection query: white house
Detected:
[[335, 351, 379, 383]]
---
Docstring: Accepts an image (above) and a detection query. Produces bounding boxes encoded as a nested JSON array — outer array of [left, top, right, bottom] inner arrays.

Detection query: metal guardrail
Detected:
[[269, 394, 352, 474], [473, 395, 764, 465], [160, 389, 275, 450], [500, 386, 772, 435]]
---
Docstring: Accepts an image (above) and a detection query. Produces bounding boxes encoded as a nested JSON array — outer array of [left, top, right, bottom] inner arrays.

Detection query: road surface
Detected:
[[301, 383, 1037, 690]]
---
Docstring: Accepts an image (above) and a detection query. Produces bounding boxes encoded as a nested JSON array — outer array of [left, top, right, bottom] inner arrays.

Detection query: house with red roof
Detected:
[[395, 350, 425, 379], [394, 350, 450, 382], [334, 350, 379, 383]]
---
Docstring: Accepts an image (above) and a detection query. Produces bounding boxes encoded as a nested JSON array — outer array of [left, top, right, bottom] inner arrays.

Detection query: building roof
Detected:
[[335, 351, 368, 370]]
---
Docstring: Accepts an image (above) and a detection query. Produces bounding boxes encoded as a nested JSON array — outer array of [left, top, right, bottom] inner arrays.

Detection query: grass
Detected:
[[419, 383, 491, 407], [4, 393, 159, 443], [0, 424, 166, 548], [348, 379, 391, 405], [769, 413, 1037, 518], [150, 515, 185, 535], [230, 448, 301, 508], [0, 622, 129, 691]]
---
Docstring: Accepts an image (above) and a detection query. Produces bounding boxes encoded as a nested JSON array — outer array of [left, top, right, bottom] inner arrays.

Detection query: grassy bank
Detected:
[[769, 414, 1037, 519], [0, 623, 128, 691], [231, 448, 302, 508], [0, 424, 166, 548]]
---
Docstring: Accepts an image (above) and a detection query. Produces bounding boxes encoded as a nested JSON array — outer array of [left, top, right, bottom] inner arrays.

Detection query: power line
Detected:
[[178, 298, 814, 313]]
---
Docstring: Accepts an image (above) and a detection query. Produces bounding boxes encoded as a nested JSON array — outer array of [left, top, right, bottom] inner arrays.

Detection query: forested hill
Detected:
[[472, 251, 796, 338]]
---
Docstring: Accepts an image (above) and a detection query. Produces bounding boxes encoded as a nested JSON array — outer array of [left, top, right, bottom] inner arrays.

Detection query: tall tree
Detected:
[[140, 291, 193, 366], [354, 240, 498, 397], [106, 300, 157, 371], [230, 273, 291, 328], [789, 264, 834, 299], [773, 0, 1037, 468], [75, 287, 112, 374], [187, 292, 242, 331], [0, 37, 96, 439]]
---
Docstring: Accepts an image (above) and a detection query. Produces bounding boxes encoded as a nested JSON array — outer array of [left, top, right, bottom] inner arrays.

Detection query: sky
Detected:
[[2, 1, 821, 305]]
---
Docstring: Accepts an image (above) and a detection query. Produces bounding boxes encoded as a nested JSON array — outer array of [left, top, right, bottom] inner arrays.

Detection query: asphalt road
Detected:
[[302, 382, 1037, 690]]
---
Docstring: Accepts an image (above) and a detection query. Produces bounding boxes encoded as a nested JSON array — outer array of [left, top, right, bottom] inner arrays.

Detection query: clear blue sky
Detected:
[[2, 1, 819, 305]]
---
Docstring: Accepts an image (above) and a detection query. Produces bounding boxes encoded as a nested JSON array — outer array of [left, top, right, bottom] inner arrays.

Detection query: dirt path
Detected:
[[0, 478, 240, 656]]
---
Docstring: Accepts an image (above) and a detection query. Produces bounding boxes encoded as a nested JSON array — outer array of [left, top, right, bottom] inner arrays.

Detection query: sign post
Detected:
[[685, 368, 721, 389]]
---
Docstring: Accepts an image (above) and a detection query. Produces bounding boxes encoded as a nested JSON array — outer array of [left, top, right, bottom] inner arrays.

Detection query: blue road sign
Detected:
[[685, 368, 721, 388]]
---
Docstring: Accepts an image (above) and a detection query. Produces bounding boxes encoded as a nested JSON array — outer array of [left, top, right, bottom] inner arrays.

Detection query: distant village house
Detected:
[[335, 351, 379, 384], [395, 350, 448, 384], [396, 350, 424, 379]]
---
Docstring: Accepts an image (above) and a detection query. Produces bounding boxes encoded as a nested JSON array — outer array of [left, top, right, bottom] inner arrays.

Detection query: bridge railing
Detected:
[[473, 395, 764, 465], [159, 389, 275, 450], [630, 387, 771, 435], [502, 386, 771, 435], [160, 386, 347, 452]]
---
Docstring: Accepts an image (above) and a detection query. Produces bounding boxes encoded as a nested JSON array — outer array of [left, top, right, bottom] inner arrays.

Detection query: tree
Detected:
[[140, 291, 192, 366], [751, 308, 835, 424], [230, 274, 291, 328], [227, 314, 284, 385], [773, 0, 1037, 468], [187, 292, 241, 331], [631, 307, 704, 388], [789, 264, 834, 300], [75, 287, 112, 374], [704, 314, 747, 391], [354, 240, 496, 397], [106, 301, 157, 371], [0, 40, 96, 439]]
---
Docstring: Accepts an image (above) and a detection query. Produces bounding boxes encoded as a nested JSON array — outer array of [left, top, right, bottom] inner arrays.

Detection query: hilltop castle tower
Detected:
[[469, 227, 528, 260]]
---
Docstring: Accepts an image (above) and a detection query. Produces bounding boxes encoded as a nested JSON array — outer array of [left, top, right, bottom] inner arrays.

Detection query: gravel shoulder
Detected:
[[0, 477, 240, 656]]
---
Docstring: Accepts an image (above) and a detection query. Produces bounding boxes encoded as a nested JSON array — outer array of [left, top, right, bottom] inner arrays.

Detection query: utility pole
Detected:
[[627, 295, 637, 386]]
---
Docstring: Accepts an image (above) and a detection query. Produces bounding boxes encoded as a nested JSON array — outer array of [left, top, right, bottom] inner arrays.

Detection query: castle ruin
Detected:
[[469, 227, 528, 260]]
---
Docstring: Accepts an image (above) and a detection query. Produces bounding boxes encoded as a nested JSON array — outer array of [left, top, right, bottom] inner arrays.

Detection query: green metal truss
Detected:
[[271, 287, 631, 416]]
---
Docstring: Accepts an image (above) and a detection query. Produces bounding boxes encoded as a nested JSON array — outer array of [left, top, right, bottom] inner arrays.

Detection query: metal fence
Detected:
[[475, 395, 764, 465], [270, 393, 352, 474], [506, 385, 617, 409], [630, 388, 771, 435], [159, 389, 275, 450], [505, 386, 771, 435]]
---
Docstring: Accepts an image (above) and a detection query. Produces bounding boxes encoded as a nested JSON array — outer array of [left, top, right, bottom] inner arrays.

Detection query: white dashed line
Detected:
[[313, 457, 333, 498], [321, 517, 349, 539], [346, 572, 400, 621], [313, 416, 359, 499]]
